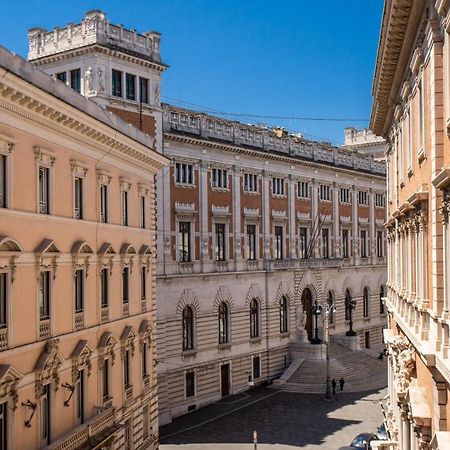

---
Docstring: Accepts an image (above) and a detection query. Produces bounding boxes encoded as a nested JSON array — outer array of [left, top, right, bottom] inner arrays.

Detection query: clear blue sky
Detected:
[[0, 0, 383, 145]]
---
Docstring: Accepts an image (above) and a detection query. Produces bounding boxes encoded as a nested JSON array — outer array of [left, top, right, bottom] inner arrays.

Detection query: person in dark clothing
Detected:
[[339, 377, 345, 392], [331, 378, 337, 395]]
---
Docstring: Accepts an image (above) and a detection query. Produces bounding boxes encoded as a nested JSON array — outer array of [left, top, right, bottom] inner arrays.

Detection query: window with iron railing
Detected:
[[100, 184, 108, 223], [39, 271, 50, 320], [74, 269, 84, 313], [74, 177, 83, 219], [247, 224, 256, 260], [38, 166, 50, 214]]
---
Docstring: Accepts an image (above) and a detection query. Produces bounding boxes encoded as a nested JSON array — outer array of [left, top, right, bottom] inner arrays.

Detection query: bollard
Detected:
[[253, 430, 258, 450]]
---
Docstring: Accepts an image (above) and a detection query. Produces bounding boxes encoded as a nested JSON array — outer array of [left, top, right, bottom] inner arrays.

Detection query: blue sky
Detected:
[[0, 1, 383, 145]]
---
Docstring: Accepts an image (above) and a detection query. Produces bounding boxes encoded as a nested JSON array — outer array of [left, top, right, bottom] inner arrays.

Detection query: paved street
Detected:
[[160, 385, 387, 449]]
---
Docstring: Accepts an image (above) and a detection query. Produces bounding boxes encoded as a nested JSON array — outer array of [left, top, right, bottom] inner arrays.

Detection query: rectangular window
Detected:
[[358, 191, 368, 206], [0, 154, 5, 208], [56, 72, 67, 83], [76, 369, 85, 424], [0, 273, 6, 328], [70, 69, 81, 93], [360, 230, 367, 258], [140, 267, 146, 301], [74, 177, 83, 219], [299, 227, 308, 259], [375, 193, 385, 207], [100, 184, 108, 223], [112, 69, 122, 97], [38, 166, 50, 214], [175, 162, 194, 185], [215, 223, 226, 261], [102, 360, 109, 400], [247, 224, 256, 260], [297, 181, 309, 199], [142, 342, 148, 377], [178, 222, 191, 262], [272, 177, 285, 196], [320, 185, 331, 201], [322, 228, 329, 258], [122, 267, 129, 304], [142, 405, 149, 439], [253, 356, 261, 379], [121, 190, 128, 226], [124, 420, 132, 450], [139, 77, 149, 104], [377, 231, 384, 257], [212, 168, 228, 189], [274, 226, 283, 260], [418, 80, 424, 153], [123, 349, 130, 387], [0, 401, 7, 450], [125, 73, 136, 100], [100, 268, 108, 308], [41, 383, 51, 444], [340, 188, 350, 203], [243, 173, 258, 192], [74, 269, 84, 313], [342, 229, 349, 259], [185, 371, 195, 397], [140, 196, 146, 228], [39, 271, 50, 320]]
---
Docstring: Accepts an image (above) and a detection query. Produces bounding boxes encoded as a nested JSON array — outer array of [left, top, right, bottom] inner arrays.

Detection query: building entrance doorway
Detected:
[[301, 288, 313, 342], [221, 364, 230, 397]]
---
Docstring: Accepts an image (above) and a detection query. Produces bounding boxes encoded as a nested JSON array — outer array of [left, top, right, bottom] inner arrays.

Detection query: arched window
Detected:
[[182, 306, 194, 351], [380, 286, 385, 314], [279, 296, 288, 333], [363, 287, 369, 318], [218, 302, 229, 344], [250, 299, 259, 338], [328, 291, 334, 325], [345, 289, 351, 321]]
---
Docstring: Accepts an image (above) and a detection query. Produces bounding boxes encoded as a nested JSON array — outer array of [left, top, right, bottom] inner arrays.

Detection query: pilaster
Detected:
[[288, 175, 297, 259], [332, 182, 340, 258], [262, 171, 270, 259], [199, 161, 209, 265]]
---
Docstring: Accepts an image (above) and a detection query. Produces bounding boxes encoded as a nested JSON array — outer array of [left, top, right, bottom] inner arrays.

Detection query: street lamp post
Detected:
[[324, 302, 335, 400], [345, 296, 357, 337], [311, 301, 322, 344]]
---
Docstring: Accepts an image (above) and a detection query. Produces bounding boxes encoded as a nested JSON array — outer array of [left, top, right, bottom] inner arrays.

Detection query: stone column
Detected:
[[199, 161, 210, 268], [262, 171, 271, 259], [288, 175, 297, 259], [352, 186, 359, 265], [369, 189, 375, 264], [332, 182, 340, 258], [311, 179, 319, 258], [232, 166, 242, 269]]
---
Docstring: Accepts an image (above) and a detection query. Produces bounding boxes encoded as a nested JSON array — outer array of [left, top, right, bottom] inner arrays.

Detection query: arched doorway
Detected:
[[301, 288, 313, 342]]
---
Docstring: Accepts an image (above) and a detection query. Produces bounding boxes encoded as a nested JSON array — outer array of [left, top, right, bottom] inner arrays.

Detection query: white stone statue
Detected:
[[296, 304, 308, 342], [84, 67, 95, 95]]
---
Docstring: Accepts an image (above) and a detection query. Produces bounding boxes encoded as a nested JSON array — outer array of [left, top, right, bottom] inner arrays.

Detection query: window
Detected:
[[274, 226, 283, 260], [39, 271, 50, 320], [218, 302, 229, 344], [182, 306, 194, 351], [298, 181, 309, 198], [74, 269, 84, 313], [70, 69, 81, 93], [243, 173, 258, 192], [124, 420, 132, 450], [0, 273, 6, 328], [125, 73, 136, 100], [178, 222, 191, 262], [345, 289, 351, 321], [102, 359, 109, 400], [418, 79, 424, 153], [358, 191, 368, 206], [112, 69, 122, 97], [360, 230, 367, 258], [377, 230, 384, 257], [100, 184, 108, 223], [375, 193, 385, 207], [320, 185, 331, 201], [38, 166, 50, 214], [247, 224, 256, 260], [299, 227, 308, 259], [279, 296, 288, 333], [140, 196, 146, 229], [76, 369, 85, 424], [142, 405, 149, 439], [0, 401, 7, 450], [212, 168, 228, 189], [122, 267, 129, 304], [142, 342, 148, 378], [342, 229, 349, 258], [41, 383, 51, 444], [328, 291, 334, 325], [272, 177, 285, 196], [0, 154, 6, 208], [363, 287, 369, 318], [140, 267, 147, 301], [100, 268, 108, 308], [253, 356, 261, 379], [340, 188, 350, 203], [56, 72, 66, 83], [139, 77, 149, 104], [322, 228, 329, 258], [215, 223, 226, 261], [121, 190, 128, 226], [175, 162, 194, 185], [123, 349, 131, 387], [380, 286, 385, 314], [250, 299, 259, 338], [185, 371, 195, 397], [74, 177, 83, 219]]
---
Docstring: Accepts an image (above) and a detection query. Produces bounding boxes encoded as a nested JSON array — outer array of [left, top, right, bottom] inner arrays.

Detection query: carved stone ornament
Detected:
[[34, 338, 64, 399], [388, 335, 416, 397], [441, 190, 450, 224], [120, 326, 136, 358], [70, 340, 94, 383], [97, 332, 118, 369], [0, 364, 23, 409]]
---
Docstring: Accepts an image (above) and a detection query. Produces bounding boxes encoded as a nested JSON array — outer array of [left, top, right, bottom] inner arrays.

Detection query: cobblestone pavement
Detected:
[[160, 385, 387, 449]]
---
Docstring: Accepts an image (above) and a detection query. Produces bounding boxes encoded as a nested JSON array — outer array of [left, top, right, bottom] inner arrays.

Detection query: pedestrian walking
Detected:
[[339, 377, 345, 392], [331, 378, 337, 395]]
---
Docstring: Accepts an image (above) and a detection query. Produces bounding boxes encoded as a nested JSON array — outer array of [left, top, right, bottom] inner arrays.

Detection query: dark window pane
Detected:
[[70, 69, 81, 93], [112, 69, 122, 97]]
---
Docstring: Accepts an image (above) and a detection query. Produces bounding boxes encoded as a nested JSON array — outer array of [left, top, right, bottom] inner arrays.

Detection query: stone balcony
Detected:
[[44, 408, 120, 450]]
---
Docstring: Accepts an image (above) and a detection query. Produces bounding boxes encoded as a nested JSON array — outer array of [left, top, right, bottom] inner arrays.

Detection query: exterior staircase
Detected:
[[274, 341, 387, 393]]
